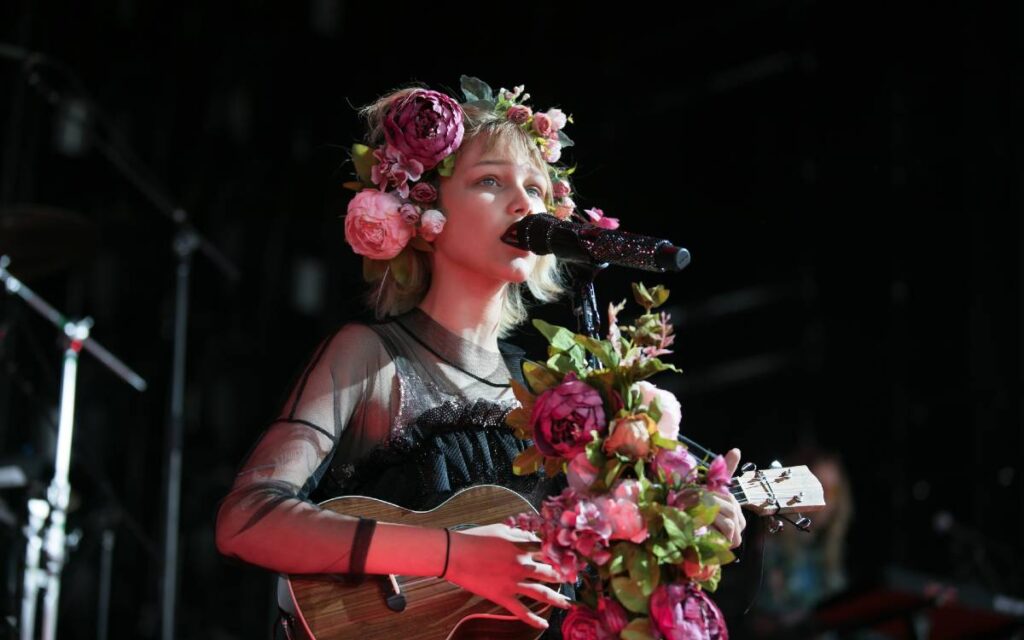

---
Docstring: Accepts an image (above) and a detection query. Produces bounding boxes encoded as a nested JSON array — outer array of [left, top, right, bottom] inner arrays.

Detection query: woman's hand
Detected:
[[444, 523, 570, 630], [710, 448, 747, 548]]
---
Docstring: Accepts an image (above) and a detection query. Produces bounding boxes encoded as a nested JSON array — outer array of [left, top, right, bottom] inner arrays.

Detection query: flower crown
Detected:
[[342, 76, 618, 285]]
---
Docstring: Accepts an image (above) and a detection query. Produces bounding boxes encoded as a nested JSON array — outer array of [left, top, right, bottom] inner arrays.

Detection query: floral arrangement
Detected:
[[506, 283, 733, 639], [341, 76, 619, 286]]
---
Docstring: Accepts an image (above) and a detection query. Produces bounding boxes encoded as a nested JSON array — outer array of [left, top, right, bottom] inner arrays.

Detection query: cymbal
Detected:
[[0, 204, 98, 280]]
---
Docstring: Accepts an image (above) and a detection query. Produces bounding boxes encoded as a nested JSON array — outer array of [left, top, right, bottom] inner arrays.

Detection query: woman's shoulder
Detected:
[[319, 316, 397, 368]]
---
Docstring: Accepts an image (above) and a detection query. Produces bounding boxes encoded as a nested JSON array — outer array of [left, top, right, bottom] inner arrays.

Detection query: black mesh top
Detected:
[[217, 306, 568, 636]]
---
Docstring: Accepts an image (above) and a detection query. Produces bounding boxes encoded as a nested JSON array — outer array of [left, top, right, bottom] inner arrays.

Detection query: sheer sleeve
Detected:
[[215, 322, 399, 574]]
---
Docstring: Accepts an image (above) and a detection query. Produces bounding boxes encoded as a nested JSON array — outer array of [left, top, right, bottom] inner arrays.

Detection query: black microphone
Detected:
[[501, 213, 690, 272]]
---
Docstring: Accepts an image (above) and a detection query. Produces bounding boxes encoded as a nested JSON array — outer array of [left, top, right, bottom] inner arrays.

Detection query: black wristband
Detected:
[[349, 517, 377, 577], [439, 528, 451, 579]]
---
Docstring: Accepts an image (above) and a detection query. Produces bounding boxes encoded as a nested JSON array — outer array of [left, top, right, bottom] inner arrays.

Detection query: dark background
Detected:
[[1, 2, 1021, 638]]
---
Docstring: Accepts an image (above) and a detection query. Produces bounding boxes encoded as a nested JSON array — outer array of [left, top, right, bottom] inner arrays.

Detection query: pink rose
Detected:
[[635, 381, 682, 441], [706, 455, 732, 496], [650, 583, 729, 640], [654, 445, 698, 486], [554, 196, 575, 220], [344, 189, 413, 260], [409, 182, 438, 204], [398, 203, 420, 225], [553, 179, 572, 199], [533, 112, 554, 137], [506, 104, 533, 125], [567, 452, 599, 493], [584, 207, 620, 230], [529, 372, 607, 459], [603, 414, 653, 459], [418, 209, 446, 242], [383, 89, 464, 171], [546, 108, 568, 131]]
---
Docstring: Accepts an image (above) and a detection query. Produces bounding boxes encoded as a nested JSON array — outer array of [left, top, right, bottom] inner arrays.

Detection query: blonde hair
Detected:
[[356, 87, 568, 338]]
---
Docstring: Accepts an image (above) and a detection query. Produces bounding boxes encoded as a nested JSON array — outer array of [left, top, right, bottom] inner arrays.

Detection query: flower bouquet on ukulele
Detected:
[[506, 283, 731, 640]]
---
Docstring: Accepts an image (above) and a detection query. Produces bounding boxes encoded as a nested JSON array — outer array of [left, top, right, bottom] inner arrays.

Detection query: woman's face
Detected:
[[434, 135, 548, 284]]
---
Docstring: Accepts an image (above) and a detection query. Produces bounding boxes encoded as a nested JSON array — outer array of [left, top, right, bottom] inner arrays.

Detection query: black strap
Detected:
[[348, 517, 377, 582]]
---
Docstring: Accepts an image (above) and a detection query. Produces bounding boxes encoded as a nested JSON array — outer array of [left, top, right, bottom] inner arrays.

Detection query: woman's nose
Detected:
[[508, 184, 532, 216]]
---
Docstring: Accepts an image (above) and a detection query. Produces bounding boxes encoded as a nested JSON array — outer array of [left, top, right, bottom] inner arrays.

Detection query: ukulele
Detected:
[[282, 466, 824, 640]]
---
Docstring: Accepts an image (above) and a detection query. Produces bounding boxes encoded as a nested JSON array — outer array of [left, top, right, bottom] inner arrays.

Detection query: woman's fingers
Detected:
[[497, 595, 550, 630], [516, 581, 572, 609], [520, 556, 561, 583]]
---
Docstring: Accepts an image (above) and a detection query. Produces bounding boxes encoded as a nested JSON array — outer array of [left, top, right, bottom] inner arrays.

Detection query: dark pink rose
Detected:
[[597, 597, 628, 635], [344, 189, 413, 260], [529, 372, 607, 459], [561, 605, 603, 640], [507, 104, 533, 125], [409, 181, 438, 203], [383, 89, 464, 171], [650, 583, 729, 640], [533, 112, 554, 137]]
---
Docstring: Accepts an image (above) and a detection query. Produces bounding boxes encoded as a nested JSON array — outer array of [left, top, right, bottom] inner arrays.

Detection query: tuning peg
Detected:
[[794, 516, 812, 532], [768, 518, 785, 534], [740, 462, 757, 473], [769, 460, 782, 469]]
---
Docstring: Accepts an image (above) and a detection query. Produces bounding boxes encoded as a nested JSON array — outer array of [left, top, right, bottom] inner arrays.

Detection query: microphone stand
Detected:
[[11, 49, 240, 640], [0, 257, 146, 640]]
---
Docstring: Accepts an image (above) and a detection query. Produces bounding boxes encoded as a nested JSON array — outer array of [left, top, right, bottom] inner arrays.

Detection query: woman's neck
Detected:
[[417, 273, 506, 353]]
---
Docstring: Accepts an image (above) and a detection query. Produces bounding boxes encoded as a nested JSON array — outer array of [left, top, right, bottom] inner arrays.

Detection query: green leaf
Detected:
[[557, 129, 575, 149], [362, 257, 387, 282], [608, 544, 628, 575], [533, 318, 578, 352], [647, 396, 662, 424], [648, 285, 670, 309], [407, 236, 434, 253], [651, 433, 680, 452], [437, 154, 456, 177], [389, 248, 414, 287], [585, 435, 608, 469], [632, 282, 653, 310], [632, 357, 681, 381], [546, 352, 575, 375], [574, 334, 619, 368], [603, 459, 624, 487], [661, 506, 694, 546], [629, 549, 659, 597], [351, 143, 376, 186], [342, 181, 364, 192], [523, 360, 560, 393], [611, 577, 648, 614], [620, 617, 655, 640], [512, 446, 542, 475], [460, 75, 494, 103]]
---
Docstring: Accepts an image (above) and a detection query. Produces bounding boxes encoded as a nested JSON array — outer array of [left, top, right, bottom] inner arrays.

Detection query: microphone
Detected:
[[501, 213, 690, 272]]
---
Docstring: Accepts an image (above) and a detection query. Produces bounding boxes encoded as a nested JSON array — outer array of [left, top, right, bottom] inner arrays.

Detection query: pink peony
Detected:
[[654, 445, 698, 487], [418, 209, 446, 242], [553, 179, 572, 199], [533, 112, 554, 137], [636, 381, 682, 441], [546, 108, 569, 131], [506, 104, 533, 125], [603, 414, 654, 459], [371, 145, 424, 199], [344, 189, 414, 260], [409, 182, 438, 203], [584, 207, 620, 230], [596, 480, 648, 543], [529, 372, 607, 459], [706, 455, 732, 496], [567, 452, 599, 493], [650, 583, 729, 640], [398, 203, 420, 225], [383, 89, 464, 171]]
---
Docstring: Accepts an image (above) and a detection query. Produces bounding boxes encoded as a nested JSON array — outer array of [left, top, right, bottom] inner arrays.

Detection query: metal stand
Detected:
[[8, 51, 240, 639], [1, 257, 145, 640]]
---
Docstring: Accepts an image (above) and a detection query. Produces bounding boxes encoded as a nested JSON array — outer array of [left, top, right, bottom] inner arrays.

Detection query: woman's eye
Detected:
[[526, 186, 544, 198], [479, 177, 499, 187]]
